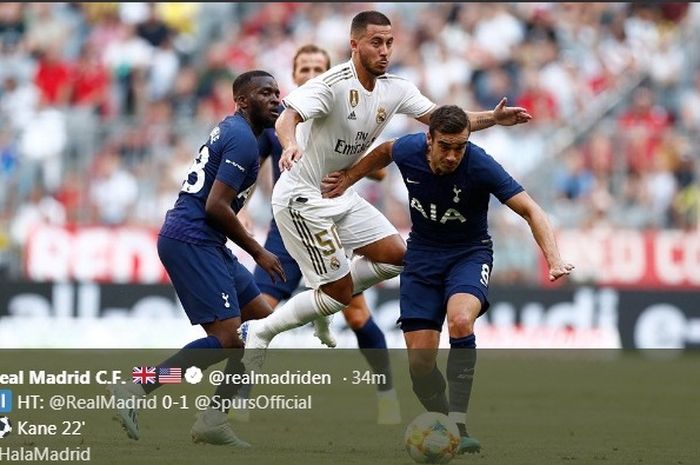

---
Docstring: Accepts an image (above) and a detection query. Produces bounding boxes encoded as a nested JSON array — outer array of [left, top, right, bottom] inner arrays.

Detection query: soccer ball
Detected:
[[0, 416, 12, 439], [404, 412, 460, 464]]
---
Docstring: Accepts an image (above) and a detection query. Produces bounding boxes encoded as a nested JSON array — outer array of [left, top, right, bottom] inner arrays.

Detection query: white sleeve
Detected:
[[397, 80, 436, 118], [282, 78, 334, 121]]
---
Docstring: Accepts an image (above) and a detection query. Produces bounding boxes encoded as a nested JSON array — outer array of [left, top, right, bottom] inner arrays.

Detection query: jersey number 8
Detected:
[[181, 146, 210, 194]]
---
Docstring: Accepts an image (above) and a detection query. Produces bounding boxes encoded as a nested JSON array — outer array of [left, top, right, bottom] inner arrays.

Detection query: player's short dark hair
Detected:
[[429, 105, 471, 135], [232, 70, 274, 98], [292, 44, 331, 73], [351, 10, 391, 38]]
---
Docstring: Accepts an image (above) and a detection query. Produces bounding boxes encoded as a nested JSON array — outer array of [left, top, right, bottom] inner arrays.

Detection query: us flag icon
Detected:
[[158, 367, 182, 384]]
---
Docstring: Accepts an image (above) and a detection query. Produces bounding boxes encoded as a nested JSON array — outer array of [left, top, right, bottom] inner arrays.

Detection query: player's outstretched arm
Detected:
[[205, 180, 286, 283], [414, 97, 532, 131], [321, 140, 395, 199], [505, 191, 574, 282], [275, 108, 304, 171]]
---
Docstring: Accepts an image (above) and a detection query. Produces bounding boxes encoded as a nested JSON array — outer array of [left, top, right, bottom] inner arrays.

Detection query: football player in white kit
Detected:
[[239, 10, 531, 359]]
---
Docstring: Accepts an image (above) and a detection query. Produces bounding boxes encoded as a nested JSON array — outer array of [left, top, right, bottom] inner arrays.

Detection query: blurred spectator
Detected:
[[24, 4, 70, 55], [516, 66, 559, 123], [0, 3, 25, 50], [617, 86, 670, 173], [9, 184, 65, 247], [17, 95, 67, 195], [88, 151, 138, 225], [555, 148, 595, 201], [679, 69, 700, 133], [70, 42, 110, 116], [136, 4, 171, 47], [33, 45, 72, 107], [1, 75, 39, 131], [671, 155, 699, 229]]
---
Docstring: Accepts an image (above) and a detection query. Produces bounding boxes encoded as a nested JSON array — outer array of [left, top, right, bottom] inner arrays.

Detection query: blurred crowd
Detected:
[[1, 2, 699, 284]]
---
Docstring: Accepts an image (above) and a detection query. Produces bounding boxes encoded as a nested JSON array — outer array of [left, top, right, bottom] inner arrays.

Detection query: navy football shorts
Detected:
[[253, 219, 303, 301], [158, 235, 260, 325], [399, 241, 493, 332]]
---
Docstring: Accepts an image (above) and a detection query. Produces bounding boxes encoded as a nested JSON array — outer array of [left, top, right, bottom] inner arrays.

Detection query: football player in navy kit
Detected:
[[321, 105, 574, 454], [110, 70, 284, 448]]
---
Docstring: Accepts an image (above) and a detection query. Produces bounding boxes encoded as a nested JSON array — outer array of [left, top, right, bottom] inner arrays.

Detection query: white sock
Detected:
[[350, 256, 403, 294], [257, 289, 345, 341], [376, 387, 398, 399]]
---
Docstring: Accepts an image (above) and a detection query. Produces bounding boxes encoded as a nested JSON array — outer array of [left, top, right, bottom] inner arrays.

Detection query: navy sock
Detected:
[[143, 335, 224, 395], [410, 364, 448, 415], [353, 317, 393, 391], [212, 351, 246, 412], [447, 334, 477, 434]]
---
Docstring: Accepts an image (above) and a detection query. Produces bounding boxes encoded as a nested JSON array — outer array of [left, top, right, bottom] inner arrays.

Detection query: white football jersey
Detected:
[[272, 59, 435, 207]]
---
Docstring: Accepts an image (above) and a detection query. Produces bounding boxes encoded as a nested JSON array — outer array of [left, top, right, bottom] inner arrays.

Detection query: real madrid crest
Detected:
[[376, 107, 387, 124], [349, 89, 359, 108], [330, 256, 341, 271]]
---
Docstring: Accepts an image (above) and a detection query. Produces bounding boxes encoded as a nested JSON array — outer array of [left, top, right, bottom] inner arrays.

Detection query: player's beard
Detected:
[[251, 105, 277, 129], [360, 53, 387, 76]]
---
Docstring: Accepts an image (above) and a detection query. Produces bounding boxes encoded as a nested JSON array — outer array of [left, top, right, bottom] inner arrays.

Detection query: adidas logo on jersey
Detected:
[[347, 111, 357, 120]]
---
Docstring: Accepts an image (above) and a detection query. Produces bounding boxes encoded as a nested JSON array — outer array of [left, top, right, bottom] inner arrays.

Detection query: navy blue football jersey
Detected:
[[160, 113, 260, 245], [392, 133, 524, 245], [258, 128, 283, 183]]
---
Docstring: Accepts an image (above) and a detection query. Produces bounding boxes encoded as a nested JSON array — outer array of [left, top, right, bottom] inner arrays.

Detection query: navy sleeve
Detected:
[[216, 129, 257, 192], [473, 145, 524, 203]]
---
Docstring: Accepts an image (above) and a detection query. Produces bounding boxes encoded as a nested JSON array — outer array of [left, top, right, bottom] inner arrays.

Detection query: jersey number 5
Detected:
[[181, 146, 210, 194], [315, 225, 342, 256]]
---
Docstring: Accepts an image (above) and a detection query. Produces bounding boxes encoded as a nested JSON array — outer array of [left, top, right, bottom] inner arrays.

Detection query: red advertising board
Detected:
[[547, 229, 700, 288]]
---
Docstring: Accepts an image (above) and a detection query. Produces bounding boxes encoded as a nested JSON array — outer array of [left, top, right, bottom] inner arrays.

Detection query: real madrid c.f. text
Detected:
[[0, 370, 123, 385]]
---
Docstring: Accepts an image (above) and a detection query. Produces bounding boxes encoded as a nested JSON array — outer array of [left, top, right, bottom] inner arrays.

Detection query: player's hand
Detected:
[[548, 261, 575, 282], [279, 144, 303, 171], [253, 248, 286, 283], [493, 97, 532, 126], [320, 170, 350, 198]]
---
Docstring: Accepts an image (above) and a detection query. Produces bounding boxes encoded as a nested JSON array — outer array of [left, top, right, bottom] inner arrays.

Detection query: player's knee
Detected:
[[320, 275, 354, 306], [383, 236, 406, 266], [409, 356, 436, 377], [447, 313, 475, 338], [343, 304, 370, 329]]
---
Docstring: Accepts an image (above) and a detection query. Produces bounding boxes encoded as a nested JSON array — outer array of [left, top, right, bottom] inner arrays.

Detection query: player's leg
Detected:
[[239, 202, 352, 351], [340, 196, 406, 294], [445, 294, 481, 454], [252, 219, 336, 347], [193, 259, 269, 447], [444, 247, 492, 454], [399, 249, 449, 414], [343, 293, 400, 424], [403, 327, 448, 414], [111, 237, 248, 442]]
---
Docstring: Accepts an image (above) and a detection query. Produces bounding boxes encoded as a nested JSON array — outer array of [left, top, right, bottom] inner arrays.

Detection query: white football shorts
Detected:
[[272, 191, 398, 289]]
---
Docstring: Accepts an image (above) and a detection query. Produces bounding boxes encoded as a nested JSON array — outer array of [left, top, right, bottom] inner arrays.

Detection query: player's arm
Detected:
[[274, 108, 304, 171], [415, 97, 532, 131], [205, 180, 285, 282], [367, 167, 387, 181], [321, 140, 395, 199], [504, 191, 574, 282]]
